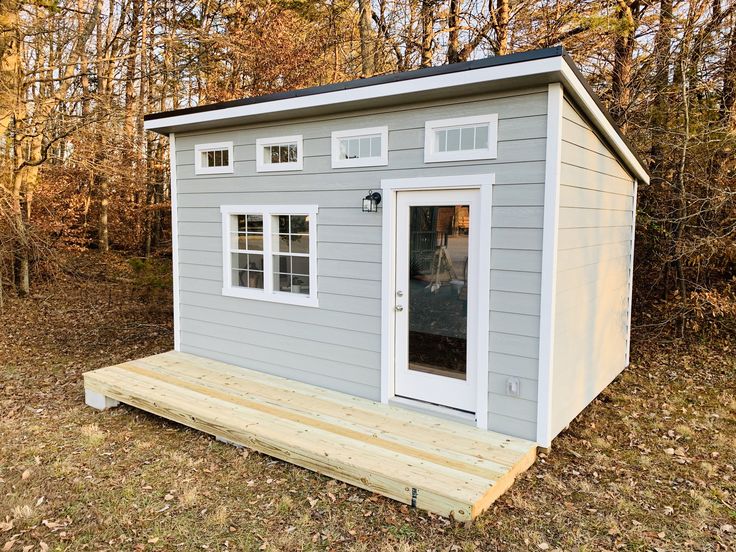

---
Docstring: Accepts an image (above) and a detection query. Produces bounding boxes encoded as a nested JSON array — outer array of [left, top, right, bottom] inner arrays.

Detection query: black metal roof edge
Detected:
[[143, 46, 565, 122], [560, 51, 650, 177]]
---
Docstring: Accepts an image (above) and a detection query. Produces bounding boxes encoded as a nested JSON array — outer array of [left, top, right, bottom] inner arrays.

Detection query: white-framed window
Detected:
[[255, 135, 303, 172], [424, 114, 498, 163], [220, 205, 318, 307], [194, 141, 234, 174], [331, 126, 388, 168]]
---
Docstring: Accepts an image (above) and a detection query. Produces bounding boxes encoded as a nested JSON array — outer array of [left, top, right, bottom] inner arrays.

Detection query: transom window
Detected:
[[424, 114, 498, 163], [194, 141, 234, 174], [331, 126, 388, 168], [221, 205, 318, 307], [255, 135, 303, 172]]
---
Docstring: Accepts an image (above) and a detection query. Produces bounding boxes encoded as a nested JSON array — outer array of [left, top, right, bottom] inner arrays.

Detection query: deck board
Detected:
[[83, 351, 537, 520]]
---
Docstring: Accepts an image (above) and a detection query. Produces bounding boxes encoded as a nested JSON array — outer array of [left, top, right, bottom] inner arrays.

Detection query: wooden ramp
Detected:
[[83, 351, 537, 520]]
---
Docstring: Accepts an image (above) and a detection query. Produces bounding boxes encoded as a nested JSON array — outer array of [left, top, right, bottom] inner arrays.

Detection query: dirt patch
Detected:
[[1, 251, 734, 550]]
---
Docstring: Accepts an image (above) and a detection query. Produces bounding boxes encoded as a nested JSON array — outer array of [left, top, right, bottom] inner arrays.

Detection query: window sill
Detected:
[[195, 166, 234, 175], [423, 150, 497, 164], [255, 162, 303, 173], [222, 286, 319, 307]]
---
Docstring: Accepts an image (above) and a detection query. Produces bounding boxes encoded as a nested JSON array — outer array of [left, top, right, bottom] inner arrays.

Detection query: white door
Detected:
[[394, 188, 479, 412]]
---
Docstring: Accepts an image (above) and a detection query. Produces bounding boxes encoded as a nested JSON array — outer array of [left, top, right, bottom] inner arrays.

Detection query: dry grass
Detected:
[[1, 251, 734, 551]]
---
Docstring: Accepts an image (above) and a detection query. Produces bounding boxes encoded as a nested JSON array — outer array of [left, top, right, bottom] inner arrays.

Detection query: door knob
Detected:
[[396, 290, 404, 297], [394, 305, 404, 312]]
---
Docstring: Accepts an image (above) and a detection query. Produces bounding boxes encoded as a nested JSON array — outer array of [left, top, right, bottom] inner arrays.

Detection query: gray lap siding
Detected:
[[174, 88, 548, 438]]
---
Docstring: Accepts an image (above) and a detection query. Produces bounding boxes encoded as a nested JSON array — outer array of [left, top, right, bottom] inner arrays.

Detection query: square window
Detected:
[[222, 206, 316, 305]]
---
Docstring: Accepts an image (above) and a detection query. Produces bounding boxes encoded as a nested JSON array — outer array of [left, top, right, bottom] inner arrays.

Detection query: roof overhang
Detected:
[[145, 48, 649, 183]]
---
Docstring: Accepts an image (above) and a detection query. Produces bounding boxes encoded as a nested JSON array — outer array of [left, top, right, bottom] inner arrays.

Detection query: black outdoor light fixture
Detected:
[[362, 190, 382, 212]]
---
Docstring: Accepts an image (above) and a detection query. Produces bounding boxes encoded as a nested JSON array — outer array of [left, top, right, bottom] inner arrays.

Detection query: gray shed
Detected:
[[143, 46, 649, 450]]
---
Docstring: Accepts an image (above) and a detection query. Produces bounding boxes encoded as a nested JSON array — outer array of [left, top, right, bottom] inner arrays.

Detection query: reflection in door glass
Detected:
[[407, 205, 469, 380]]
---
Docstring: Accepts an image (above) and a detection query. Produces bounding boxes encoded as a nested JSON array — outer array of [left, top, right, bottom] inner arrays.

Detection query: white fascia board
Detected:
[[145, 57, 564, 132], [559, 63, 650, 184]]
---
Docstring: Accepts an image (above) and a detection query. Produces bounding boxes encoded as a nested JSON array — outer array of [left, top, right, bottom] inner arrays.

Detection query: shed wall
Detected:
[[174, 89, 548, 440], [550, 98, 636, 438]]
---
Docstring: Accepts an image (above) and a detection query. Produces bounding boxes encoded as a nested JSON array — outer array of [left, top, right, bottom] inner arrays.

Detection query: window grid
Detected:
[[204, 148, 230, 168], [339, 135, 382, 160], [263, 143, 298, 165], [221, 205, 318, 306], [273, 214, 310, 295], [436, 124, 489, 153], [230, 214, 264, 290]]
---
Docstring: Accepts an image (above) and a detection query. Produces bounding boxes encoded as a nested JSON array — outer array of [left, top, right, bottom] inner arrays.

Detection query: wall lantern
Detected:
[[362, 190, 382, 213]]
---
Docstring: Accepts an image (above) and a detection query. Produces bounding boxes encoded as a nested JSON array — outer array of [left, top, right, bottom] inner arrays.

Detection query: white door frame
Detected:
[[380, 173, 494, 429]]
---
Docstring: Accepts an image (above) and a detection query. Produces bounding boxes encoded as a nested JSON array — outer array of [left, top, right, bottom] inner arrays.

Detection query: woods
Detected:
[[1, 0, 734, 332]]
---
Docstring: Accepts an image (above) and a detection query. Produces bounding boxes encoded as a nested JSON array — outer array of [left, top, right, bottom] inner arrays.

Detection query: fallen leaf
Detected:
[[21, 470, 31, 480], [307, 497, 318, 507], [39, 542, 48, 552], [3, 540, 16, 552], [538, 544, 550, 550], [164, 494, 174, 501], [721, 524, 734, 533], [148, 537, 159, 544], [0, 522, 12, 533], [664, 448, 675, 455]]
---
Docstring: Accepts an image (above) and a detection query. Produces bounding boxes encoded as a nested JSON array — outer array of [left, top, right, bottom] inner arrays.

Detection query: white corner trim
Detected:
[[194, 141, 234, 175], [331, 126, 388, 168], [536, 83, 563, 448], [624, 179, 638, 367], [424, 113, 498, 163], [559, 63, 649, 184], [220, 204, 319, 308], [379, 173, 495, 431], [255, 135, 304, 172], [169, 133, 181, 352]]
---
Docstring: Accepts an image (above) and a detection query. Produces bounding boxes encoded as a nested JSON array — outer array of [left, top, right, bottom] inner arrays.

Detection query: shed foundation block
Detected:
[[85, 389, 120, 410]]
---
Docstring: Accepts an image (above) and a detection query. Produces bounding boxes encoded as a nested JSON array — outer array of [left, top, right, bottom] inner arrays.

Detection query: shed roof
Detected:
[[145, 46, 649, 182]]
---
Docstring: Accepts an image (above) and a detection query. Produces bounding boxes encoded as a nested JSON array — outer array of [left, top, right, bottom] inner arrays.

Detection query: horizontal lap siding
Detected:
[[550, 98, 635, 438], [174, 89, 547, 419]]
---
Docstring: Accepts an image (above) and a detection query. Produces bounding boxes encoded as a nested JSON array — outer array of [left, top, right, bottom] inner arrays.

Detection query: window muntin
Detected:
[[331, 126, 388, 168], [255, 135, 303, 172], [273, 214, 311, 295], [424, 114, 497, 163], [221, 205, 317, 306], [435, 124, 489, 153], [229, 214, 264, 290], [194, 142, 234, 174]]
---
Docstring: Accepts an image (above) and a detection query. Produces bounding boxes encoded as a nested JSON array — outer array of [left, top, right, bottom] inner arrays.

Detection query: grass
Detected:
[[1, 251, 734, 550]]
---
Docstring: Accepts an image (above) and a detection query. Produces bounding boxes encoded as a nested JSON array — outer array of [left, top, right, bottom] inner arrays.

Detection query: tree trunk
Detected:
[[650, 0, 673, 187], [494, 0, 509, 56], [358, 0, 374, 76], [447, 0, 460, 63], [420, 0, 435, 67], [611, 1, 640, 129]]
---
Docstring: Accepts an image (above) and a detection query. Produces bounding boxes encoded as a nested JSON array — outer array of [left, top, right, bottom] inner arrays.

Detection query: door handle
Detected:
[[394, 305, 404, 312]]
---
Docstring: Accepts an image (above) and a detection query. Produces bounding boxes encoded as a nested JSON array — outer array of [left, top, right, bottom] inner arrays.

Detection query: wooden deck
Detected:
[[83, 351, 537, 520]]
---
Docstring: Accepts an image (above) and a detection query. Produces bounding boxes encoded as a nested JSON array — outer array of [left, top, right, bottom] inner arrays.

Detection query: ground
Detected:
[[1, 253, 734, 551]]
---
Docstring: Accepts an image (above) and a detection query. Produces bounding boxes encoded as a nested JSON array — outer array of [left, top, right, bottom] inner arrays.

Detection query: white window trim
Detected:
[[423, 114, 498, 163], [220, 204, 318, 307], [194, 141, 234, 175], [255, 135, 303, 172], [331, 126, 389, 168]]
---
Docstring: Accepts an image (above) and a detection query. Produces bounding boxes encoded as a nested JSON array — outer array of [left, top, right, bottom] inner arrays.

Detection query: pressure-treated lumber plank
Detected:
[[144, 351, 533, 455], [83, 351, 537, 520], [127, 354, 526, 467]]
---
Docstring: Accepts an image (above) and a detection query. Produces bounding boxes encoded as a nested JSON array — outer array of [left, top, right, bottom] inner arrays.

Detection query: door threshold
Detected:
[[390, 395, 477, 426]]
